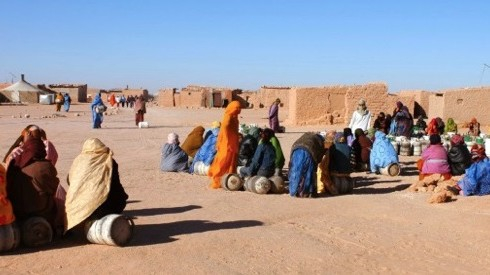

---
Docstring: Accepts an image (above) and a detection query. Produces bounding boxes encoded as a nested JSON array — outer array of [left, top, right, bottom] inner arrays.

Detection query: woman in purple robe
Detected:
[[269, 98, 281, 133]]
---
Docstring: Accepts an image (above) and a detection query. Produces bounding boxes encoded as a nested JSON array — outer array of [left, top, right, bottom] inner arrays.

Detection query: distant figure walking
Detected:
[[269, 98, 281, 133], [134, 95, 146, 126], [91, 93, 106, 129], [55, 92, 64, 112], [63, 93, 71, 112]]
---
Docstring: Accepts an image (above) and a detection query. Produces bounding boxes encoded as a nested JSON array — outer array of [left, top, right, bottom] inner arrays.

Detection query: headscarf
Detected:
[[429, 134, 441, 145], [335, 132, 346, 144], [181, 126, 205, 157], [445, 118, 457, 133], [354, 128, 365, 139], [211, 121, 221, 129], [14, 137, 46, 169], [65, 138, 113, 231], [450, 134, 464, 147], [471, 117, 478, 124], [396, 101, 403, 109], [426, 118, 439, 135], [261, 128, 274, 143], [167, 133, 179, 144], [134, 95, 146, 113], [471, 144, 486, 163], [356, 99, 368, 115]]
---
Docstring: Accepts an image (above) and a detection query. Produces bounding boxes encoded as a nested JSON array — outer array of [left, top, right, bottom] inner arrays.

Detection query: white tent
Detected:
[[0, 74, 44, 103]]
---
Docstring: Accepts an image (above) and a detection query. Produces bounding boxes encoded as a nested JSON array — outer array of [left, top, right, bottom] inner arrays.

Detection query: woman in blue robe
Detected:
[[370, 131, 399, 173], [90, 93, 104, 129], [288, 133, 325, 197], [63, 93, 72, 112], [190, 127, 220, 174], [458, 145, 490, 196]]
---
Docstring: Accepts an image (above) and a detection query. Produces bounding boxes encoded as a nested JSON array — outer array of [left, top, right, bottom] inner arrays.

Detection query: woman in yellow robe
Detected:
[[208, 101, 241, 189]]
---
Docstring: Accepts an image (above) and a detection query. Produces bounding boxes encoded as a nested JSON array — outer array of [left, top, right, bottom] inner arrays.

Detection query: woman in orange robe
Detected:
[[0, 163, 15, 226], [208, 101, 241, 189]]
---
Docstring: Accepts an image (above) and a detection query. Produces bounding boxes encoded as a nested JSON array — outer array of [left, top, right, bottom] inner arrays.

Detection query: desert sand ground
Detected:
[[1, 103, 490, 274]]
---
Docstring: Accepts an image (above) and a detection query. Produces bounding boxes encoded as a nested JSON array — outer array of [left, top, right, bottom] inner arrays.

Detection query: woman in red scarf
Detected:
[[5, 125, 60, 230]]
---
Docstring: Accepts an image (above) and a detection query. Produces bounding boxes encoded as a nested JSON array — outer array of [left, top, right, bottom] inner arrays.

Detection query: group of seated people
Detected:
[[0, 125, 128, 249], [417, 133, 490, 195]]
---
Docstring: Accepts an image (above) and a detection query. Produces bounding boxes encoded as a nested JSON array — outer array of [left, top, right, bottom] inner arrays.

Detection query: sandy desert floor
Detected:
[[1, 103, 490, 274]]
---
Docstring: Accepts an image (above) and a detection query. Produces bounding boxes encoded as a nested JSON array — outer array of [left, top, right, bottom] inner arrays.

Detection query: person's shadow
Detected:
[[124, 205, 202, 217], [129, 219, 264, 246]]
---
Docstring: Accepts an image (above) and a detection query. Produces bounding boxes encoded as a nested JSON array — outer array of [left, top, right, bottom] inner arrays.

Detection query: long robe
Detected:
[[448, 144, 472, 176], [349, 111, 372, 131], [160, 143, 189, 172], [269, 103, 280, 132], [90, 94, 104, 128], [370, 131, 399, 173], [208, 101, 241, 189], [288, 133, 325, 197], [0, 163, 15, 225], [63, 94, 71, 112], [65, 138, 127, 231], [6, 138, 59, 226], [458, 158, 490, 196]]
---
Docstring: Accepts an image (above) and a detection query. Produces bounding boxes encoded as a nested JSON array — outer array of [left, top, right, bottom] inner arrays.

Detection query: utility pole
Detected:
[[8, 72, 17, 83]]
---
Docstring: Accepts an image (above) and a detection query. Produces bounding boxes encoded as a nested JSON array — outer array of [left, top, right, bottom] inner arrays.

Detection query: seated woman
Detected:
[[458, 144, 490, 196], [237, 127, 260, 167], [447, 134, 472, 176], [269, 134, 285, 176], [0, 163, 15, 227], [351, 128, 372, 171], [5, 125, 60, 230], [343, 128, 354, 147], [190, 124, 220, 175], [468, 117, 481, 137], [160, 133, 189, 172], [445, 118, 458, 134], [317, 130, 337, 195], [330, 133, 352, 174], [370, 131, 399, 174], [373, 112, 388, 134], [181, 126, 205, 162], [417, 134, 451, 180], [288, 132, 326, 197], [239, 128, 276, 178], [65, 138, 128, 233]]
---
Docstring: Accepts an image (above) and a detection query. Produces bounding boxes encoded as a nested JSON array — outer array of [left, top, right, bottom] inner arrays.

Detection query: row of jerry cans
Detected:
[[221, 174, 285, 194], [391, 138, 430, 156], [1, 214, 134, 252]]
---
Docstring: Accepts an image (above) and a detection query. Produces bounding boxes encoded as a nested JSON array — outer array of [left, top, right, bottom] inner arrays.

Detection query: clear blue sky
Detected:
[[1, 0, 489, 94]]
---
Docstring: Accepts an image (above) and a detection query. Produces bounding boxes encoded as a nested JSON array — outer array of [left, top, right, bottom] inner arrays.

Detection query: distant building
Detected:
[[48, 84, 88, 103]]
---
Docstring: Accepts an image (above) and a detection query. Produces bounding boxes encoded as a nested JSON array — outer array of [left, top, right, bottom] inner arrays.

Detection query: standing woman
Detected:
[[268, 98, 281, 133], [134, 95, 146, 126], [63, 93, 72, 112], [55, 92, 64, 112], [208, 101, 241, 189], [90, 93, 105, 129]]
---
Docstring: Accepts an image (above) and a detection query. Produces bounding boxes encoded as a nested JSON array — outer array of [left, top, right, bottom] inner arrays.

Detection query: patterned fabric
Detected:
[[288, 148, 316, 197], [458, 158, 490, 196], [370, 131, 398, 173]]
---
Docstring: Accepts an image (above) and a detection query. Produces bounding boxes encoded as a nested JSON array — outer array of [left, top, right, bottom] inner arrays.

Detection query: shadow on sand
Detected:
[[351, 175, 410, 195], [124, 205, 202, 217], [130, 219, 264, 246]]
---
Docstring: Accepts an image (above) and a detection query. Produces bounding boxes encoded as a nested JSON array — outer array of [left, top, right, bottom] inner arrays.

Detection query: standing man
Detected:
[[269, 98, 281, 133], [348, 99, 371, 132]]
